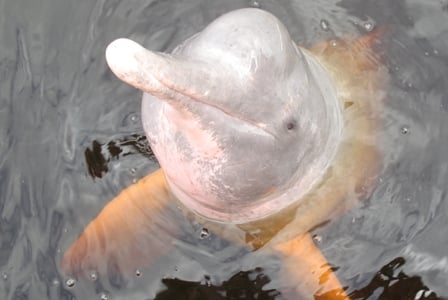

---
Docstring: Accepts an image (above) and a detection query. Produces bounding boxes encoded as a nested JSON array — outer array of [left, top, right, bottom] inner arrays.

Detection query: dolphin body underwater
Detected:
[[62, 8, 385, 299]]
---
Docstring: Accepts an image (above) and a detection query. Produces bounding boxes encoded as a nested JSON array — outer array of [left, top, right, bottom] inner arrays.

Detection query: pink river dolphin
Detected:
[[62, 8, 386, 299]]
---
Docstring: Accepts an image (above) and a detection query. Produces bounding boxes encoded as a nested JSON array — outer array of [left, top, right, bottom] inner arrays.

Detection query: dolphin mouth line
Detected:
[[153, 75, 278, 140]]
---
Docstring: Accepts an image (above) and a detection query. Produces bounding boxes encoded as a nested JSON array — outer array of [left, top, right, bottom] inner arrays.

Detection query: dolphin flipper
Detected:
[[62, 169, 178, 275], [274, 234, 348, 299]]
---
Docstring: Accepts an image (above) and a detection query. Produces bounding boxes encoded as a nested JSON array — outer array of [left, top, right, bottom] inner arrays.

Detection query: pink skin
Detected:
[[105, 8, 343, 223]]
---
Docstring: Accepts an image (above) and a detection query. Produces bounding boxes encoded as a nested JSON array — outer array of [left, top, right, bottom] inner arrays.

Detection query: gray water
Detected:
[[1, 0, 448, 299]]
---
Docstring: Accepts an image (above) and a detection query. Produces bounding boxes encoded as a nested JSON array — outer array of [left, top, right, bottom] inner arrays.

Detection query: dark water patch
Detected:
[[152, 259, 443, 300], [349, 257, 441, 300], [84, 134, 156, 179], [155, 268, 282, 300]]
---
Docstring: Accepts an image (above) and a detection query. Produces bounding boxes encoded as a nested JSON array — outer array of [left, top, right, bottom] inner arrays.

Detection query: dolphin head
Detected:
[[106, 8, 343, 223]]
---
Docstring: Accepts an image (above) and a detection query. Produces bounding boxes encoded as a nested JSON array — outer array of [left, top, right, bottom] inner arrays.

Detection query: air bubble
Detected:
[[135, 269, 142, 277], [52, 278, 60, 286], [65, 277, 76, 288], [2, 272, 8, 280], [130, 168, 136, 174], [199, 228, 210, 239], [100, 292, 109, 300], [312, 234, 322, 243], [122, 112, 140, 126], [406, 82, 413, 88], [400, 125, 410, 135], [363, 21, 375, 32], [320, 19, 330, 31], [249, 0, 261, 8], [90, 271, 98, 281], [330, 40, 337, 47]]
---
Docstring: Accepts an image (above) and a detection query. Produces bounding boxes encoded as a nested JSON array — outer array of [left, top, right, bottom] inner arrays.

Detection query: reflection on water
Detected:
[[1, 0, 448, 299]]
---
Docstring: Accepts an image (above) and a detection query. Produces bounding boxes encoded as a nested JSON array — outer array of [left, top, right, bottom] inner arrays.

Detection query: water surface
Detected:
[[1, 0, 448, 299]]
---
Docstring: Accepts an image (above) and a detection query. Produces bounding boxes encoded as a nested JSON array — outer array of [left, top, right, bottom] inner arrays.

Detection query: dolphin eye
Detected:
[[285, 119, 296, 131]]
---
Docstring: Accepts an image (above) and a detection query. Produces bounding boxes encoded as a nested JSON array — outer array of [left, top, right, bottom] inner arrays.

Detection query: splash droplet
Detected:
[[199, 228, 210, 239], [320, 19, 330, 31], [65, 277, 76, 288], [400, 125, 410, 135]]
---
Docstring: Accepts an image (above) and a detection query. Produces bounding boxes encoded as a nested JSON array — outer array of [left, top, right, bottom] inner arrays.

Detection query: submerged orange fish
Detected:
[[62, 8, 386, 299]]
